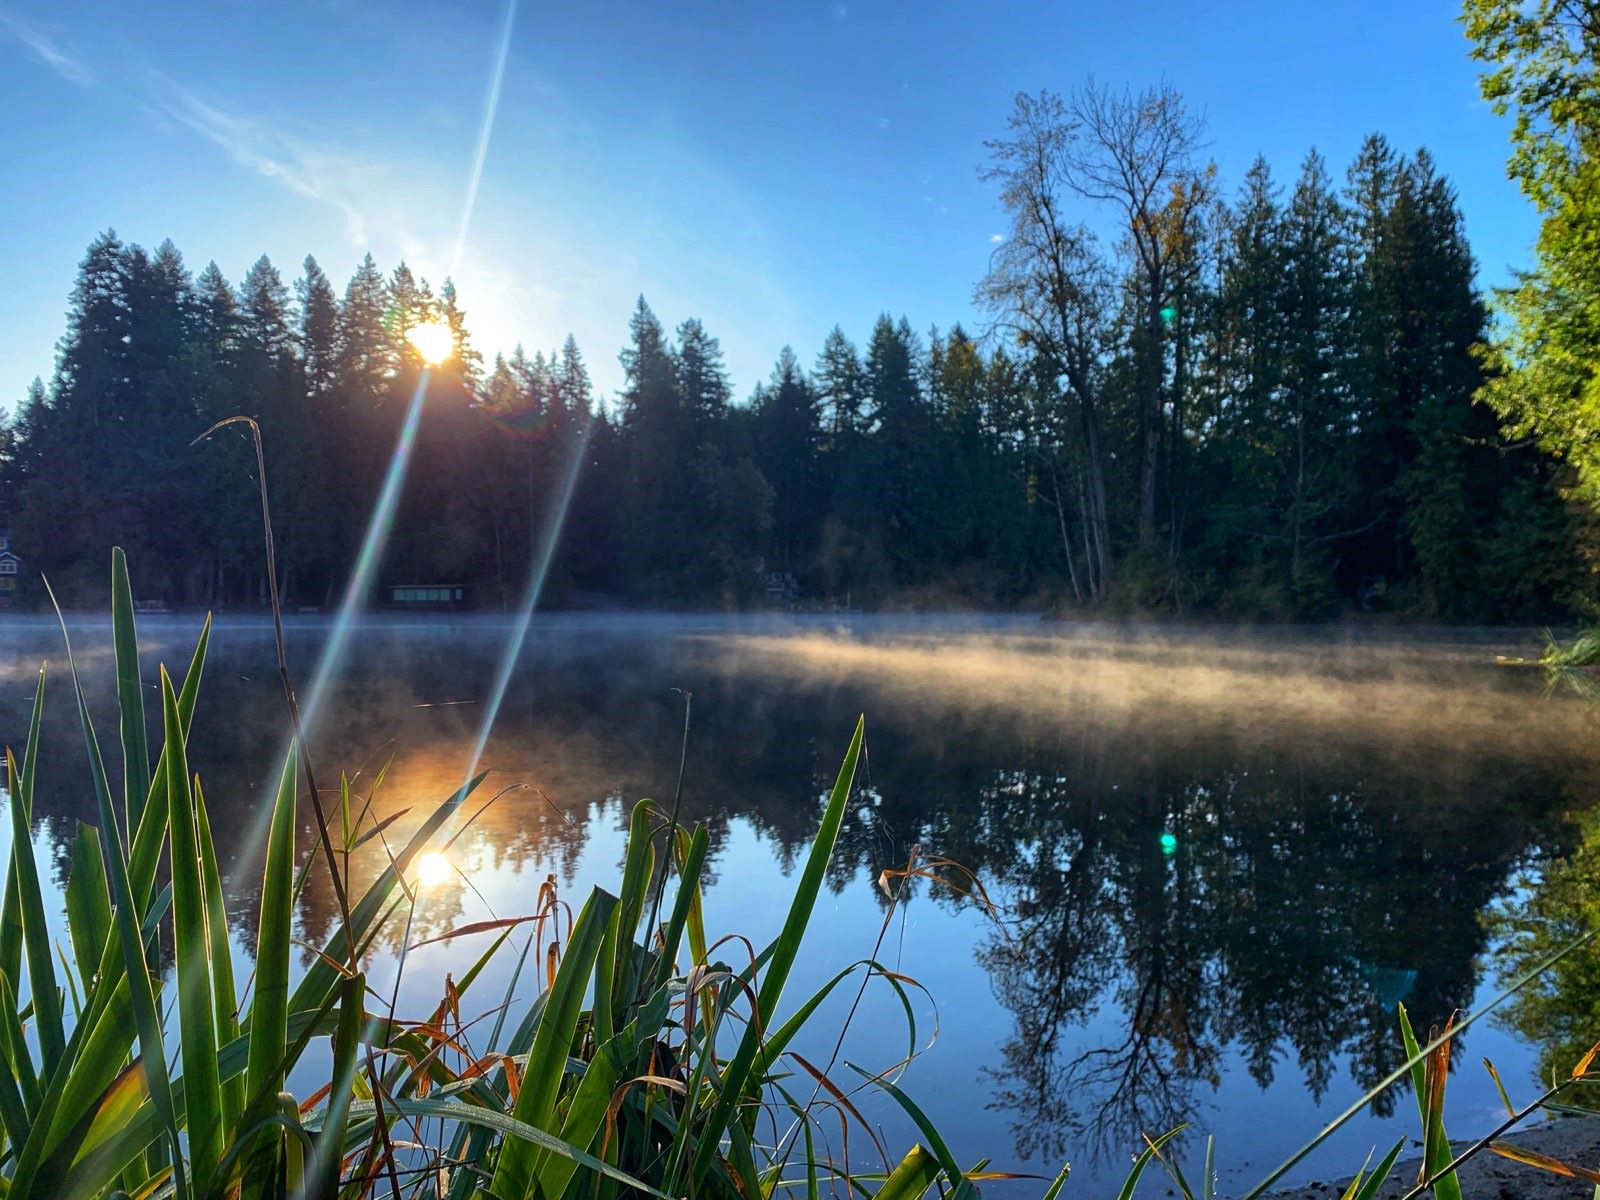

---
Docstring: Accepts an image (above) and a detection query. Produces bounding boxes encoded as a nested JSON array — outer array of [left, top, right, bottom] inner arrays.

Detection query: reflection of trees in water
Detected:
[[1489, 806, 1600, 1087], [7, 620, 1591, 1160], [808, 713, 1582, 1164]]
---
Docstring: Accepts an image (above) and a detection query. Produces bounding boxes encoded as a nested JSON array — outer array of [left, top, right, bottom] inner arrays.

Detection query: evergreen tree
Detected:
[[750, 347, 821, 575]]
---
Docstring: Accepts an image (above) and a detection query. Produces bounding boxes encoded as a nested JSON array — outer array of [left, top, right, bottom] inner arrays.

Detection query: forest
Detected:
[[2, 83, 1595, 619]]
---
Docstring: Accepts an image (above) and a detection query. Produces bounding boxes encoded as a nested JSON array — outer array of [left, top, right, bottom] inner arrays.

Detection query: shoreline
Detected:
[[1266, 1118, 1600, 1200]]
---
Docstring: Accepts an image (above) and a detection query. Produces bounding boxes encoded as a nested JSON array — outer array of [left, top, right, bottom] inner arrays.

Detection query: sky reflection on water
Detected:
[[1, 613, 1593, 1192]]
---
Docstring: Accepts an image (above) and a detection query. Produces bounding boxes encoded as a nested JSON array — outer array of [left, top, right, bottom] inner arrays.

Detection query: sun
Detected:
[[415, 851, 453, 888], [405, 320, 454, 365]]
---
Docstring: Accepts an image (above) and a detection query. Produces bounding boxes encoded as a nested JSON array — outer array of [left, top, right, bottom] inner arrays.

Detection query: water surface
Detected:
[[2, 613, 1594, 1191]]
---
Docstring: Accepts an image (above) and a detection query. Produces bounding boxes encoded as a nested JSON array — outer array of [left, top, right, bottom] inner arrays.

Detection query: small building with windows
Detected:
[[0, 532, 19, 605], [385, 583, 471, 611]]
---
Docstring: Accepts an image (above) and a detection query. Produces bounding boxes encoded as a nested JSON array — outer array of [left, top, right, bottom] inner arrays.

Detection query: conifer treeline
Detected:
[[0, 124, 1592, 617]]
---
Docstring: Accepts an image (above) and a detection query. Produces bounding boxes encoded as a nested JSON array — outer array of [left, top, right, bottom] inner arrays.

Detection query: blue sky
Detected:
[[0, 0, 1534, 409]]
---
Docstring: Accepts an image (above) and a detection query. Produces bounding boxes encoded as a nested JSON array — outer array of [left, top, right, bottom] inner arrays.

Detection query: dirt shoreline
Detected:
[[1264, 1119, 1600, 1199]]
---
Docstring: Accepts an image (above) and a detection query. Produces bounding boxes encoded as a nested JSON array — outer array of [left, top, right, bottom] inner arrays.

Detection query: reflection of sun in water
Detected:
[[415, 851, 452, 888]]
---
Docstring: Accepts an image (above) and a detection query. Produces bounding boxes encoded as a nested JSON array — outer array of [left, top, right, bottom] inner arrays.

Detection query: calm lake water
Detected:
[[2, 613, 1596, 1192]]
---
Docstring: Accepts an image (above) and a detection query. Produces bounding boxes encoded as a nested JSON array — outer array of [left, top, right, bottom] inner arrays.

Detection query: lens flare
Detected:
[[406, 321, 454, 365], [462, 414, 594, 788]]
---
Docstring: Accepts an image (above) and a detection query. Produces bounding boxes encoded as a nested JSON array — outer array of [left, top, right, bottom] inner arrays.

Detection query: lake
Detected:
[[2, 612, 1595, 1192]]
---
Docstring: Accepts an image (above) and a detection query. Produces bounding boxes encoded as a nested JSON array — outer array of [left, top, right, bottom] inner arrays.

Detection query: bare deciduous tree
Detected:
[[979, 90, 1116, 599], [1066, 80, 1210, 551]]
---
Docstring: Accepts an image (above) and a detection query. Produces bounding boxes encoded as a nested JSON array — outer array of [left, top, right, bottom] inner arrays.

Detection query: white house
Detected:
[[0, 532, 19, 602]]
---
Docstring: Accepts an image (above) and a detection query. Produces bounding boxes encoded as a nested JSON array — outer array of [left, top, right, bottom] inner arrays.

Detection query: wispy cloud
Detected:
[[0, 11, 94, 86], [149, 73, 390, 245], [989, 233, 1004, 244]]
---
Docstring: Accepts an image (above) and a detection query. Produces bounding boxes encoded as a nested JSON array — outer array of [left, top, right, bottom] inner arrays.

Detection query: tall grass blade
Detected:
[[0, 666, 44, 993], [27, 577, 182, 1200], [877, 1145, 943, 1200], [5, 675, 65, 1077], [1351, 1139, 1407, 1200], [306, 971, 366, 1200], [65, 821, 113, 992], [1116, 1127, 1187, 1200], [491, 885, 619, 1200], [849, 1063, 976, 1200], [690, 715, 864, 1185], [111, 547, 151, 829], [245, 748, 298, 1113], [161, 667, 225, 1189], [286, 772, 486, 1017], [1399, 1004, 1461, 1200], [1239, 923, 1600, 1200], [195, 778, 243, 1135]]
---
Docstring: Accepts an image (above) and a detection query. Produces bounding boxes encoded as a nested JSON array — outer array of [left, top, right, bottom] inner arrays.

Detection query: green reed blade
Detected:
[[126, 612, 210, 908], [1398, 1004, 1461, 1200], [875, 1145, 942, 1200], [492, 886, 619, 1200], [6, 676, 65, 1075], [0, 966, 40, 1113], [65, 821, 112, 990], [195, 778, 243, 1136], [1351, 1138, 1406, 1200], [848, 1061, 977, 1200], [286, 771, 487, 1017], [305, 971, 365, 1200], [1117, 1126, 1188, 1200], [19, 580, 181, 1200], [111, 547, 151, 829], [61, 614, 209, 1116], [161, 668, 225, 1188], [244, 748, 298, 1119], [532, 1031, 626, 1200], [25, 883, 170, 1178], [752, 959, 911, 1091], [0, 666, 44, 994], [653, 823, 709, 994], [1239, 922, 1600, 1200], [690, 715, 864, 1186], [307, 1095, 672, 1198]]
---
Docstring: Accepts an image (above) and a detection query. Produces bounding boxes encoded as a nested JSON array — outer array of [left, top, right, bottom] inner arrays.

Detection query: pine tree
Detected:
[[751, 347, 821, 576], [1278, 150, 1354, 603]]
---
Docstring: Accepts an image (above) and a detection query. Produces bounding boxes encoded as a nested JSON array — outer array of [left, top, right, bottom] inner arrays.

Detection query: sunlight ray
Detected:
[[462, 413, 594, 790]]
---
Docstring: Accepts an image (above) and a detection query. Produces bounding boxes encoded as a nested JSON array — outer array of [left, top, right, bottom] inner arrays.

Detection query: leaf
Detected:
[[161, 667, 225, 1187], [1117, 1126, 1188, 1200], [407, 913, 556, 951], [1488, 1141, 1600, 1183], [849, 1062, 976, 1200], [64, 823, 112, 992], [689, 716, 864, 1187], [490, 886, 618, 1200], [244, 749, 298, 1116], [876, 1145, 942, 1200], [1483, 1057, 1517, 1117], [111, 547, 152, 829], [1350, 1139, 1407, 1200], [307, 1095, 671, 1198], [5, 672, 65, 1074], [12, 575, 179, 1200], [195, 778, 243, 1134]]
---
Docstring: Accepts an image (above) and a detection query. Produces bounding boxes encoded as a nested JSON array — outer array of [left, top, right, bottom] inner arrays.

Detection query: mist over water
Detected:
[[1, 613, 1593, 1191]]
